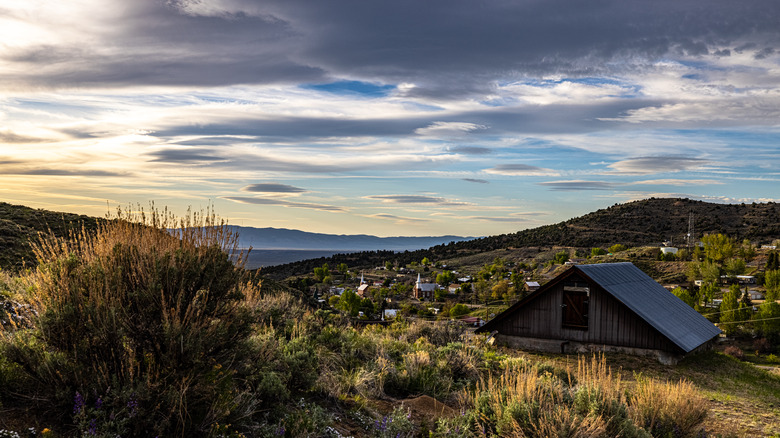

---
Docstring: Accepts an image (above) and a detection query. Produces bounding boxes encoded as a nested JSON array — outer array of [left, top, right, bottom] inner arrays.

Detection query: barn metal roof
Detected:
[[573, 263, 721, 353], [478, 262, 721, 354]]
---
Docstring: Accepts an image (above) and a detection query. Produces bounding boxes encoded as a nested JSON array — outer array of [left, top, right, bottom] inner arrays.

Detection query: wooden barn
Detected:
[[476, 262, 721, 364]]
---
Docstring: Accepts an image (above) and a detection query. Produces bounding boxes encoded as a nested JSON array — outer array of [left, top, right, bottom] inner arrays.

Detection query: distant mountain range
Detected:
[[228, 226, 473, 251]]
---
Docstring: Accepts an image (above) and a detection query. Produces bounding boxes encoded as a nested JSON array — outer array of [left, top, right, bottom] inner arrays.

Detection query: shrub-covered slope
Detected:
[[261, 198, 780, 279], [0, 202, 100, 271]]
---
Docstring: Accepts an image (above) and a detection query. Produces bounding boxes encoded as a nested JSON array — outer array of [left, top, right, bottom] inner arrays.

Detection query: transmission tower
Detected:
[[686, 211, 695, 249]]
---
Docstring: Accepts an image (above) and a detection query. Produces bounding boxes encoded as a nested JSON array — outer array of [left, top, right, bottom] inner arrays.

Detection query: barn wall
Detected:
[[495, 276, 679, 353]]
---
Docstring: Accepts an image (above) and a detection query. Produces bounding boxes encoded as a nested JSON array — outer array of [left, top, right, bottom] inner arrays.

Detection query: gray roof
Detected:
[[575, 263, 721, 353]]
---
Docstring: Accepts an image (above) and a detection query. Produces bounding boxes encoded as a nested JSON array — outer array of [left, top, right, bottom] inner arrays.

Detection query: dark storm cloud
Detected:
[[462, 178, 489, 184], [242, 183, 307, 193], [6, 0, 779, 93], [537, 181, 616, 191]]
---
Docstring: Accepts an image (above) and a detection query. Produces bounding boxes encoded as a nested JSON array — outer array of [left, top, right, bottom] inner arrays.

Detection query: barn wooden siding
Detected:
[[495, 273, 679, 353]]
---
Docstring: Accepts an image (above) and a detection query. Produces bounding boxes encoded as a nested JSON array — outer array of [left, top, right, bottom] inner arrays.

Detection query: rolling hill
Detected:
[[259, 198, 780, 279]]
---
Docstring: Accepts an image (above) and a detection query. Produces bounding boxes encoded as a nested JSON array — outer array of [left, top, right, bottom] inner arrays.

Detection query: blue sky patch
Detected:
[[302, 81, 396, 97]]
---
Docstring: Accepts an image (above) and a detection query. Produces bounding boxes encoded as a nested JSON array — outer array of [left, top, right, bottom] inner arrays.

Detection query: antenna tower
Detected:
[[686, 211, 695, 249]]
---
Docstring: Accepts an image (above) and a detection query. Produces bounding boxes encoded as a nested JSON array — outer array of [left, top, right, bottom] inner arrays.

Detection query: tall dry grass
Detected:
[[0, 205, 262, 436], [629, 375, 708, 437], [462, 355, 707, 438]]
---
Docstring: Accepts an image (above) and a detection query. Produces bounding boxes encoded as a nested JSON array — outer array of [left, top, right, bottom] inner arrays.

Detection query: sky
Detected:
[[1, 0, 779, 237]]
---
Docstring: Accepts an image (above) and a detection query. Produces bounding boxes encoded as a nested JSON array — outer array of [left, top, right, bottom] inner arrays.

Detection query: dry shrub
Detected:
[[2, 206, 261, 436], [724, 345, 744, 359], [628, 376, 707, 438], [754, 337, 772, 355]]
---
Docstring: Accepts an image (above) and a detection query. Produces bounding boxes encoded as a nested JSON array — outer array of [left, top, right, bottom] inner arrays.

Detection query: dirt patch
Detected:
[[401, 395, 458, 421]]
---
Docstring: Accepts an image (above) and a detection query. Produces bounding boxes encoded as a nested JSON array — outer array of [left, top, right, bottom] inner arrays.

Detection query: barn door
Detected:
[[562, 290, 589, 329]]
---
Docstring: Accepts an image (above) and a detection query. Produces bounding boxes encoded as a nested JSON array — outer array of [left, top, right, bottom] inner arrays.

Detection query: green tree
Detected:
[[767, 251, 780, 271], [738, 239, 756, 261], [313, 263, 330, 282], [336, 289, 362, 316], [608, 244, 627, 253], [337, 263, 349, 277], [692, 245, 704, 262], [719, 284, 744, 335], [491, 279, 510, 300], [421, 257, 430, 266], [701, 234, 735, 264], [700, 260, 721, 287], [449, 303, 471, 317], [590, 247, 607, 257], [672, 287, 696, 308], [553, 251, 569, 264], [474, 278, 491, 303], [700, 283, 719, 306], [385, 260, 394, 271], [756, 302, 780, 342], [436, 270, 456, 285], [765, 270, 780, 302], [724, 258, 746, 278]]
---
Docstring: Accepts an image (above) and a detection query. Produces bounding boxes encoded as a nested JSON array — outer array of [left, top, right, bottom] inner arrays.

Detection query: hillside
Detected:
[[0, 202, 100, 271], [260, 198, 780, 279]]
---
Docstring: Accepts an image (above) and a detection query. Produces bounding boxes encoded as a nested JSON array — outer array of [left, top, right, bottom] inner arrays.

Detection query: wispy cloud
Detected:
[[538, 180, 615, 191], [365, 195, 471, 206], [221, 196, 345, 212], [242, 183, 308, 194], [607, 157, 709, 175], [485, 164, 558, 176], [630, 179, 724, 186]]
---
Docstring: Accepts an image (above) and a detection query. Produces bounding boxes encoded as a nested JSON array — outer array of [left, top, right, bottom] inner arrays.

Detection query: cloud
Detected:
[[366, 194, 470, 206], [484, 164, 558, 176], [450, 146, 491, 155], [221, 196, 344, 212], [0, 130, 46, 143], [462, 178, 489, 184], [415, 122, 487, 137], [537, 180, 615, 191], [0, 161, 128, 177], [630, 178, 724, 186], [607, 157, 709, 175], [242, 183, 308, 194], [363, 213, 431, 223], [3, 0, 780, 96], [149, 148, 227, 163]]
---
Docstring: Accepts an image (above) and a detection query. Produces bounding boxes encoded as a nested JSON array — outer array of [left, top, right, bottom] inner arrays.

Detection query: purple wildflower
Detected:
[[95, 397, 103, 410], [277, 425, 285, 436], [73, 392, 85, 414], [127, 394, 139, 416], [87, 418, 97, 435]]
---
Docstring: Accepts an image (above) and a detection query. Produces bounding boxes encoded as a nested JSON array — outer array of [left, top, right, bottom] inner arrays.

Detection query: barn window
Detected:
[[562, 278, 589, 329]]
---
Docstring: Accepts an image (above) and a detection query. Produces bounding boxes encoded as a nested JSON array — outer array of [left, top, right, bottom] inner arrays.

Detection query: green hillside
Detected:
[[0, 202, 100, 271]]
